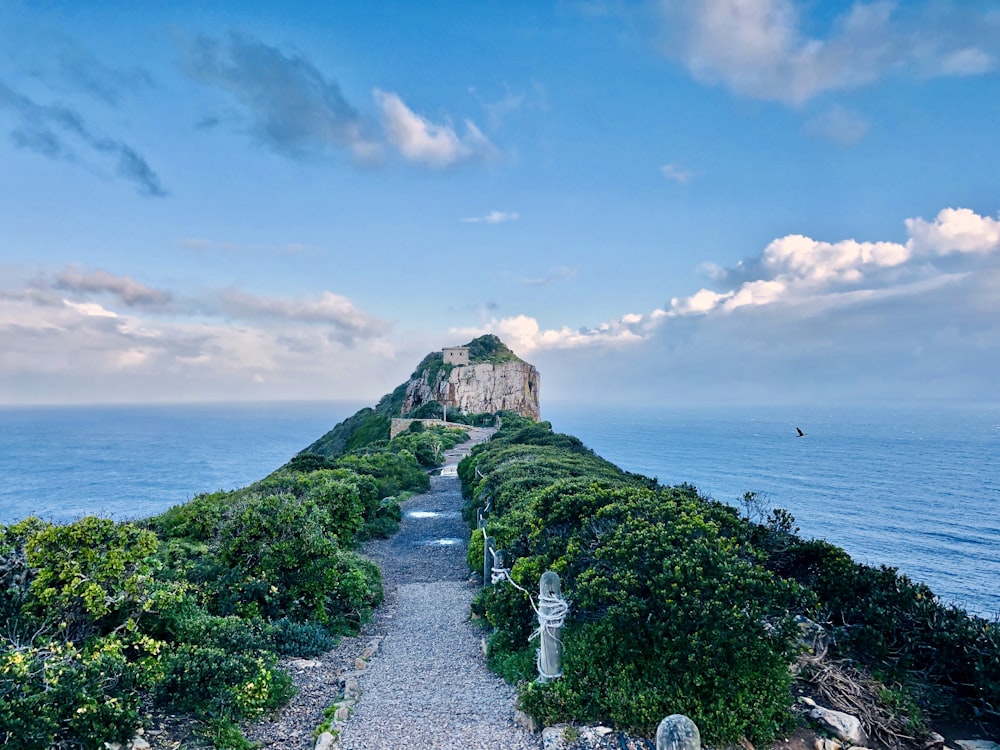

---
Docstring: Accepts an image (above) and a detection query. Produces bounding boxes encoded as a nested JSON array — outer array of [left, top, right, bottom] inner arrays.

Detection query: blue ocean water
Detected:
[[0, 401, 363, 527], [544, 403, 1000, 619], [1, 400, 997, 618]]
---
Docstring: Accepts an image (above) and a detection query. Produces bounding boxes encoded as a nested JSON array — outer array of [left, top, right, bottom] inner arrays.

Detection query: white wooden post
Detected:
[[656, 715, 700, 750], [537, 571, 563, 682]]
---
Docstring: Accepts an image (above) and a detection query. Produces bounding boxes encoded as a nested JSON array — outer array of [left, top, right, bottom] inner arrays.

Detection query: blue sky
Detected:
[[1, 0, 998, 406]]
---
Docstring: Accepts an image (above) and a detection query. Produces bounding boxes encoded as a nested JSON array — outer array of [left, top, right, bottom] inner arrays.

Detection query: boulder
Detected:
[[800, 698, 865, 745], [514, 709, 539, 733], [656, 715, 701, 750]]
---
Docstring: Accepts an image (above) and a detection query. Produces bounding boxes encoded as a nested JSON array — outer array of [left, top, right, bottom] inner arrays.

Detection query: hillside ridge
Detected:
[[302, 335, 539, 458]]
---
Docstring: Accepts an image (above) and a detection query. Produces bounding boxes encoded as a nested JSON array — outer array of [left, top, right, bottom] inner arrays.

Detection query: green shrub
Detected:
[[272, 618, 337, 657], [149, 491, 236, 541], [361, 497, 403, 540], [23, 516, 159, 640], [1, 637, 141, 749], [155, 644, 292, 721], [213, 494, 382, 629], [462, 419, 806, 744], [336, 450, 430, 498]]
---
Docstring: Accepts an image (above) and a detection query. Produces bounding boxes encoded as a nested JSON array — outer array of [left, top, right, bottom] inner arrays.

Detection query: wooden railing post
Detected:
[[537, 571, 564, 682], [656, 715, 700, 750]]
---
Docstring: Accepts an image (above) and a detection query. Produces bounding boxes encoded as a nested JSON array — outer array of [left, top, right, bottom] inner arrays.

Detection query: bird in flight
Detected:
[[796, 427, 806, 437]]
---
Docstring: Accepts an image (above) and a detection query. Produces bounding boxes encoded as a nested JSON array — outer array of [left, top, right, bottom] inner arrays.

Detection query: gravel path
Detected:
[[339, 458, 541, 749], [248, 427, 541, 750]]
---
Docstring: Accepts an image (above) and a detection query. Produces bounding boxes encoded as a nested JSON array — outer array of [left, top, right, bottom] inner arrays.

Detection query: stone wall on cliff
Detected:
[[401, 360, 540, 420]]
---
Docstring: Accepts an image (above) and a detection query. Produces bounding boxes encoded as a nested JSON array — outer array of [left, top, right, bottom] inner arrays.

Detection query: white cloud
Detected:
[[657, 0, 1000, 104], [63, 300, 118, 318], [459, 206, 1000, 363], [669, 288, 733, 316], [462, 210, 519, 224], [452, 310, 659, 354], [375, 90, 497, 167], [668, 206, 1000, 317], [905, 207, 1000, 256]]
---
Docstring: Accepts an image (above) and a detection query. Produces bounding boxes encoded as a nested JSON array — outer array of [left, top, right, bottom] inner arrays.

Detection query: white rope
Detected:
[[480, 525, 569, 681], [532, 592, 568, 680], [530, 592, 568, 642]]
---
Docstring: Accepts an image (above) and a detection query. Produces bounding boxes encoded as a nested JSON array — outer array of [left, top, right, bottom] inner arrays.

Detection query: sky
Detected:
[[1, 0, 999, 407]]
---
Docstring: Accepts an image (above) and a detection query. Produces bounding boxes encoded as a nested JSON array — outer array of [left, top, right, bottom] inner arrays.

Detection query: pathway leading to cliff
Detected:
[[335, 426, 539, 750], [247, 427, 539, 750]]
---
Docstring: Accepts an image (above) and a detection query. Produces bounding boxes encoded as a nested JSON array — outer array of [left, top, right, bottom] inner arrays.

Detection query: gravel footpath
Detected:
[[339, 452, 541, 749], [249, 427, 541, 750]]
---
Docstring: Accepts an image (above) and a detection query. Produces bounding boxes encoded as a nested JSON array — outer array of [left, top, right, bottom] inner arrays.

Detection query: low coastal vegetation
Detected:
[[460, 413, 1000, 746], [0, 423, 466, 749]]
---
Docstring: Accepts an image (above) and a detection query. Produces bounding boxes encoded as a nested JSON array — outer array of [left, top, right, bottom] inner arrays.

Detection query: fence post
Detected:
[[656, 715, 700, 750], [483, 535, 496, 587], [537, 571, 564, 682]]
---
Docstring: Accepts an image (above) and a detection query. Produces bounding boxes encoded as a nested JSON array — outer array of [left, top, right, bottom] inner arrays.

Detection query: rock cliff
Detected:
[[301, 335, 539, 457], [402, 359, 540, 420]]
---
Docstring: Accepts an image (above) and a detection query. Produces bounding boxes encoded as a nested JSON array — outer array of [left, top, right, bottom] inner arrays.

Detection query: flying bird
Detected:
[[796, 427, 806, 437]]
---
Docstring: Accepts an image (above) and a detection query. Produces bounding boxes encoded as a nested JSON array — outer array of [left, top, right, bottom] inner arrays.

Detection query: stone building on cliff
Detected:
[[402, 337, 540, 421]]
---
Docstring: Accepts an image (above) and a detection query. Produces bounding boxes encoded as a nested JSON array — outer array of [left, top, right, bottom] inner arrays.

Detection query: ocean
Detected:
[[0, 401, 363, 527], [544, 402, 1000, 619], [1, 401, 997, 618]]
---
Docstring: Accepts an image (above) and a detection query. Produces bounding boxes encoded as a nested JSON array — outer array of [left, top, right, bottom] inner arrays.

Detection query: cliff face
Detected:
[[402, 360, 540, 420], [301, 335, 539, 457]]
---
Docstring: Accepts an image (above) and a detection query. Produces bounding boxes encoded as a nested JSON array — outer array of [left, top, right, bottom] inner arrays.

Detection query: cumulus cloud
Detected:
[[668, 207, 1000, 317], [450, 206, 1000, 366], [905, 208, 1000, 255], [0, 80, 166, 196], [461, 210, 519, 224], [375, 90, 497, 167], [656, 0, 999, 104], [452, 309, 663, 354]]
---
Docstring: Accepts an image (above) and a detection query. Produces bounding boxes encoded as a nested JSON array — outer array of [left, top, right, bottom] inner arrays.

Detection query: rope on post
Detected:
[[534, 571, 566, 681], [480, 528, 569, 681]]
